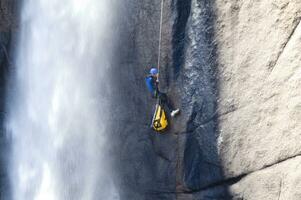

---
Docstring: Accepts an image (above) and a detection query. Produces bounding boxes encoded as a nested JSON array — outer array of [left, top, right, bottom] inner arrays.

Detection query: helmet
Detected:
[[150, 68, 158, 75]]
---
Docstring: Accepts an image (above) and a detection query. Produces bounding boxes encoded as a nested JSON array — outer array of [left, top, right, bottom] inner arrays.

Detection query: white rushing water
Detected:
[[6, 0, 119, 199]]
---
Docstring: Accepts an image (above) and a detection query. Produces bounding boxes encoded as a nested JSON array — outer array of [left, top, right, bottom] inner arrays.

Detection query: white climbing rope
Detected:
[[157, 0, 164, 77]]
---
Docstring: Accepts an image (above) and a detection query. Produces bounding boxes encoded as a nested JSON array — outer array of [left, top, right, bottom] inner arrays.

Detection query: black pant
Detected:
[[157, 92, 174, 113]]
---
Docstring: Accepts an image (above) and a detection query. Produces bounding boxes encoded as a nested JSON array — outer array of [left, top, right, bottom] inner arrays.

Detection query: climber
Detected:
[[145, 67, 180, 117]]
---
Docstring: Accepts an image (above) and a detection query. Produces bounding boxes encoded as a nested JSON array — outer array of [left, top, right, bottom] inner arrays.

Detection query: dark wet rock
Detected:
[[0, 0, 19, 198], [111, 0, 226, 199]]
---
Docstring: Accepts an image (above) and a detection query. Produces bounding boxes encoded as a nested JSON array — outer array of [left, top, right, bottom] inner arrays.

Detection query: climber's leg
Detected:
[[158, 92, 180, 117]]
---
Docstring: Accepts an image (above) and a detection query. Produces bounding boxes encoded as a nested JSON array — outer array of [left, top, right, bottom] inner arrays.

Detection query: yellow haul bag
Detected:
[[151, 103, 168, 132]]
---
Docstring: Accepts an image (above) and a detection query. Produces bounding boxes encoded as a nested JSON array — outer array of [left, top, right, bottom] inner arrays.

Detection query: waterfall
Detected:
[[6, 0, 119, 199]]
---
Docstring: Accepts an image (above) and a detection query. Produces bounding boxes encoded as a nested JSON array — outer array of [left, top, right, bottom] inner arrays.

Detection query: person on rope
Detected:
[[145, 67, 180, 117]]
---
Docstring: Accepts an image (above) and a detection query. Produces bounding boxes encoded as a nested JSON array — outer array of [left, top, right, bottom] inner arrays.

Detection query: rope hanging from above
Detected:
[[157, 0, 164, 78]]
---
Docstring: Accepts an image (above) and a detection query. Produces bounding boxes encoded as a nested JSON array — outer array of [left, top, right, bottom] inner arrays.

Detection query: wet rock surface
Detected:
[[0, 0, 18, 198], [110, 1, 177, 199], [111, 0, 226, 199]]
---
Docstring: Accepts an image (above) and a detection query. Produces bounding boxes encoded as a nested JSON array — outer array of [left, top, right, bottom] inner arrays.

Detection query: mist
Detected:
[[5, 0, 119, 199]]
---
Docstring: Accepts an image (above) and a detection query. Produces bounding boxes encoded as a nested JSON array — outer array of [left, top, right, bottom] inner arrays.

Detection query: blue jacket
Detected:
[[145, 75, 158, 97]]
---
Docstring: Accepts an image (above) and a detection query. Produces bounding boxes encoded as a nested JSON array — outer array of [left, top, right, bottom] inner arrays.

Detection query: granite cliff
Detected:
[[112, 0, 301, 200]]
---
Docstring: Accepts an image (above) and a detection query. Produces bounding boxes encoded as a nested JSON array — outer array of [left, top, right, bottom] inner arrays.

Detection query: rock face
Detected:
[[112, 0, 225, 199], [214, 0, 301, 199], [0, 0, 18, 198], [216, 0, 301, 178], [112, 0, 301, 200]]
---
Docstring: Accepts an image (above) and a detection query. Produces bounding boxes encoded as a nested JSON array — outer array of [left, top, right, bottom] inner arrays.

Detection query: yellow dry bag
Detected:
[[151, 102, 168, 132]]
